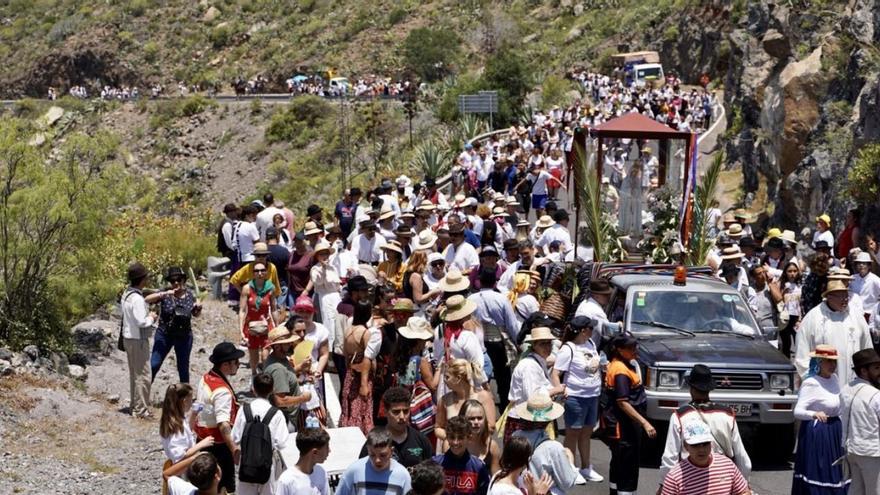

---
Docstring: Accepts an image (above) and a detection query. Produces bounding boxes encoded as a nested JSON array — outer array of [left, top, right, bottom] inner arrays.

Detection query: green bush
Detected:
[[402, 28, 461, 82], [209, 24, 233, 48], [848, 144, 880, 204], [388, 7, 407, 26], [265, 95, 332, 145], [541, 74, 576, 108]]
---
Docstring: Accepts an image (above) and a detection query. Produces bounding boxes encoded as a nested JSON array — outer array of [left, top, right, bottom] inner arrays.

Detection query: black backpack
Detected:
[[238, 403, 278, 484]]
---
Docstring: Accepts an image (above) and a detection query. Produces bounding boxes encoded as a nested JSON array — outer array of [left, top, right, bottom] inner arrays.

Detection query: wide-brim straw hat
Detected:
[[313, 239, 335, 255], [441, 294, 477, 321], [524, 326, 556, 343], [398, 316, 433, 340], [414, 230, 437, 251], [809, 344, 839, 360], [378, 205, 396, 221], [720, 246, 745, 260], [823, 279, 849, 297], [264, 328, 298, 349], [304, 221, 323, 236], [854, 252, 873, 264], [439, 269, 470, 292], [536, 215, 555, 229], [827, 268, 853, 281], [724, 223, 743, 238], [721, 212, 736, 223], [515, 391, 564, 422], [506, 196, 521, 206], [491, 207, 507, 219], [381, 240, 404, 255], [416, 202, 436, 212], [252, 242, 271, 256], [780, 230, 797, 245]]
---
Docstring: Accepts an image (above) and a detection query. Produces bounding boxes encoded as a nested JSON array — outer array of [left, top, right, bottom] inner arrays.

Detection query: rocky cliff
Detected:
[[723, 0, 880, 231]]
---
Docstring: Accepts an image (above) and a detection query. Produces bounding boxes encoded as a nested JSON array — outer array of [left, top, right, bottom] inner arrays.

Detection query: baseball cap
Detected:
[[682, 420, 713, 445]]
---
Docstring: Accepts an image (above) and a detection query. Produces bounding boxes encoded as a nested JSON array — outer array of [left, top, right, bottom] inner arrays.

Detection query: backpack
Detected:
[[216, 219, 233, 257], [238, 403, 278, 485]]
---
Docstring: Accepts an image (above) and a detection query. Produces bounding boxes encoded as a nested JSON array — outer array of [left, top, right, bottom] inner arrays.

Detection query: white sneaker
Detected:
[[580, 467, 604, 482], [572, 466, 587, 485]]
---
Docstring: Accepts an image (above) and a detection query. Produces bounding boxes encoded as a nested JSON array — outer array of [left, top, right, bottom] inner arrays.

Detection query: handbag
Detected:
[[410, 380, 436, 436], [248, 320, 269, 336]]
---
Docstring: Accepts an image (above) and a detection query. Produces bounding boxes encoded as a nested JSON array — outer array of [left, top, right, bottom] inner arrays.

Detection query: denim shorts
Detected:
[[564, 395, 599, 429], [531, 194, 549, 209]]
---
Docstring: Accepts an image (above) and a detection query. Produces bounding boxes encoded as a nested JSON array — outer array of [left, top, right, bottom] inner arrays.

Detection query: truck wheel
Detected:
[[755, 423, 796, 466]]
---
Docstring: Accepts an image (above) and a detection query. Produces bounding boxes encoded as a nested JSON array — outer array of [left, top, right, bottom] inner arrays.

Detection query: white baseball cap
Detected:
[[682, 420, 713, 445]]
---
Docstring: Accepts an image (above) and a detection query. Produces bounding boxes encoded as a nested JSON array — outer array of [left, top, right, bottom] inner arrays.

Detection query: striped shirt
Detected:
[[661, 455, 749, 495]]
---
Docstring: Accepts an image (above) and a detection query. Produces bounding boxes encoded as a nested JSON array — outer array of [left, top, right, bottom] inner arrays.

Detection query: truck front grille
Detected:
[[713, 373, 764, 390]]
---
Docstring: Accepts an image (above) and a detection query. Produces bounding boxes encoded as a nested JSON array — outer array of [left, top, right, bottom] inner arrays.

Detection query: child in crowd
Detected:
[[433, 416, 490, 495]]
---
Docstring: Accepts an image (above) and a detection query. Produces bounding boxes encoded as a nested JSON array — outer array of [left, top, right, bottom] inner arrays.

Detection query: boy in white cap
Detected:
[[660, 421, 750, 495], [851, 251, 880, 326]]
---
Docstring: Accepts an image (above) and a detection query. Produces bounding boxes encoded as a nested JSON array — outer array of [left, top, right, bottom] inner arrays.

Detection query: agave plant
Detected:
[[686, 151, 724, 266], [413, 140, 453, 180], [457, 114, 488, 142]]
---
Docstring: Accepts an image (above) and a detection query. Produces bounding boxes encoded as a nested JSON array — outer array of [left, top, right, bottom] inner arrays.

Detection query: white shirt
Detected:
[[364, 325, 383, 360], [162, 421, 195, 463], [350, 233, 386, 263], [553, 340, 601, 397], [277, 464, 329, 495], [794, 374, 842, 420], [433, 327, 486, 387], [536, 224, 573, 255], [813, 229, 835, 248], [573, 297, 609, 346], [842, 378, 880, 457], [167, 477, 197, 495], [329, 243, 360, 279], [121, 288, 155, 340], [444, 242, 479, 272], [528, 170, 553, 196], [232, 398, 291, 484], [236, 221, 260, 262], [508, 353, 553, 419], [795, 302, 874, 389], [256, 206, 284, 241], [851, 272, 880, 318]]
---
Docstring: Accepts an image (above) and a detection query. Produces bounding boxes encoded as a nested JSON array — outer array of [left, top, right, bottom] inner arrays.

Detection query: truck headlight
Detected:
[[769, 373, 791, 390], [658, 370, 681, 388]]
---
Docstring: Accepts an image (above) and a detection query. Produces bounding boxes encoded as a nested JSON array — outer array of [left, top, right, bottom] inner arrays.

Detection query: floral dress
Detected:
[[243, 280, 275, 349]]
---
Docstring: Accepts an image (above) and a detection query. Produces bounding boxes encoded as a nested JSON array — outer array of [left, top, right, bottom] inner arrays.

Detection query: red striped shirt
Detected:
[[661, 454, 749, 495]]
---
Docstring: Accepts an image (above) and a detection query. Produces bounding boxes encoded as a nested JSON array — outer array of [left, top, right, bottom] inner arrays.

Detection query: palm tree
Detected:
[[686, 152, 724, 266]]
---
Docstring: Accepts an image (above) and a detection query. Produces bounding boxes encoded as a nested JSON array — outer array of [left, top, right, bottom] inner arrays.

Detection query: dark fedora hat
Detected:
[[765, 237, 785, 250], [127, 262, 150, 284], [306, 204, 322, 217], [687, 364, 716, 392], [223, 203, 239, 214], [852, 349, 880, 370], [165, 266, 185, 281], [347, 275, 370, 292], [209, 342, 245, 365], [589, 279, 613, 295], [569, 315, 596, 332]]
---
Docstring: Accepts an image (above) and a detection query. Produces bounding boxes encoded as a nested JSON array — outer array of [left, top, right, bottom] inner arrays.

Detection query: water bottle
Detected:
[[599, 351, 609, 374], [305, 411, 319, 429]]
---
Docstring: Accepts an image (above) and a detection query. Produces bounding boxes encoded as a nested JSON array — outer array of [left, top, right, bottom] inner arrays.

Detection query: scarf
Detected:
[[248, 279, 275, 310]]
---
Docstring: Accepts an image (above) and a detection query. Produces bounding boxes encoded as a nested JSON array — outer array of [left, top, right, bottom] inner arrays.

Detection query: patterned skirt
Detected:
[[339, 368, 374, 436]]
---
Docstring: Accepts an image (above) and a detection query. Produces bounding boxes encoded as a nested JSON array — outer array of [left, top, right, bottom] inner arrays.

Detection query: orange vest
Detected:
[[195, 370, 239, 442]]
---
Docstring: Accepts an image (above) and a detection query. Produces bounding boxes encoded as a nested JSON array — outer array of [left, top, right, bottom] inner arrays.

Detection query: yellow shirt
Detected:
[[229, 262, 282, 297]]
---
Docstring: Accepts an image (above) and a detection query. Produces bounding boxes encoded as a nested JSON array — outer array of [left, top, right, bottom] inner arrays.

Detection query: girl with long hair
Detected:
[[339, 300, 382, 435], [508, 271, 540, 328], [487, 436, 553, 495], [458, 399, 502, 475], [435, 359, 497, 450], [779, 261, 803, 358], [159, 383, 214, 494]]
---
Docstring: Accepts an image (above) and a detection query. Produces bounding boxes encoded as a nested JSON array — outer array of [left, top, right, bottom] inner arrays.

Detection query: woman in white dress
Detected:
[[619, 160, 643, 238], [304, 240, 342, 330]]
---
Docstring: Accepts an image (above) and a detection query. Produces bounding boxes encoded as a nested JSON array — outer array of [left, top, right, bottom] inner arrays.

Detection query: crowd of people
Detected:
[[285, 74, 418, 98], [111, 71, 880, 495]]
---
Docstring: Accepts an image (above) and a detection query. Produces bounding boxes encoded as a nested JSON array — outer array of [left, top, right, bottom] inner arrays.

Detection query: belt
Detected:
[[359, 260, 379, 266]]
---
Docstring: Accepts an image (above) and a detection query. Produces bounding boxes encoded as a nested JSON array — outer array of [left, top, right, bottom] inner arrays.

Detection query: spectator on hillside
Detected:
[[121, 262, 158, 419], [150, 266, 201, 384]]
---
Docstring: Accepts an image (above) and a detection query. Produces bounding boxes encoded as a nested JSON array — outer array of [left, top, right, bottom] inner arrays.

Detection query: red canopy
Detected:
[[593, 112, 689, 139]]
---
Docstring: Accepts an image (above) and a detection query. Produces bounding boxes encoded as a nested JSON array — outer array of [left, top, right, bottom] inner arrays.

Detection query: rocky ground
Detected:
[[0, 299, 250, 495]]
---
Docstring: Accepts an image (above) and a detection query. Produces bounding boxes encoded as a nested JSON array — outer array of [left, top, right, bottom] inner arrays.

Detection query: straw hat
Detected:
[[264, 328, 298, 349], [720, 246, 745, 260], [809, 344, 839, 360], [514, 390, 564, 422], [395, 175, 412, 188], [734, 208, 752, 221], [378, 204, 396, 221], [506, 196, 521, 206], [398, 316, 433, 340], [439, 269, 470, 292], [381, 240, 404, 255], [724, 223, 743, 238], [453, 194, 467, 208], [524, 326, 556, 343], [442, 294, 477, 321], [400, 209, 415, 219], [491, 206, 507, 219], [823, 279, 849, 297], [311, 238, 333, 255], [827, 267, 853, 281], [304, 221, 323, 236], [391, 298, 416, 313], [252, 242, 271, 256], [536, 215, 555, 228], [416, 202, 436, 212], [854, 252, 873, 264], [721, 212, 736, 224], [413, 230, 437, 251], [780, 230, 797, 245], [517, 220, 531, 228], [816, 214, 832, 226]]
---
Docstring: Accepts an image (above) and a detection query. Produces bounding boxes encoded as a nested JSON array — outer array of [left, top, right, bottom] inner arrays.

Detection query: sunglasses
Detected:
[[169, 278, 184, 284], [254, 268, 267, 273]]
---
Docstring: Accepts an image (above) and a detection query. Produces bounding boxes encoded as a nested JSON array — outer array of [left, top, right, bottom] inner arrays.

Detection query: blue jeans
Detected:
[[150, 330, 193, 383]]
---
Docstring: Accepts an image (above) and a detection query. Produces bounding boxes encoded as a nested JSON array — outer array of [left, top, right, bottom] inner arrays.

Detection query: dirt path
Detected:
[[0, 300, 249, 495]]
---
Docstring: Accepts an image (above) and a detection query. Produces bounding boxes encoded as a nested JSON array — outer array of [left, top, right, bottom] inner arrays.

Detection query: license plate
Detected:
[[718, 403, 753, 416]]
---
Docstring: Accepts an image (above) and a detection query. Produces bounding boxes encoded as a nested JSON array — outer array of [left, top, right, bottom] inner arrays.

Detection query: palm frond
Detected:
[[686, 151, 724, 266], [575, 144, 624, 262]]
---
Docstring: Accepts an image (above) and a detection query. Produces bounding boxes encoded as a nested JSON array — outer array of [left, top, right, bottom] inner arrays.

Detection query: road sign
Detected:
[[458, 91, 498, 127]]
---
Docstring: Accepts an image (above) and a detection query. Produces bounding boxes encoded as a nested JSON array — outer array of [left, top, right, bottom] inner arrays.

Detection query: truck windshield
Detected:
[[629, 290, 759, 337], [636, 67, 662, 79]]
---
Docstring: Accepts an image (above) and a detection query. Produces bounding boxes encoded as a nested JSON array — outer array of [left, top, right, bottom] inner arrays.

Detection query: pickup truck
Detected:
[[596, 265, 797, 461]]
